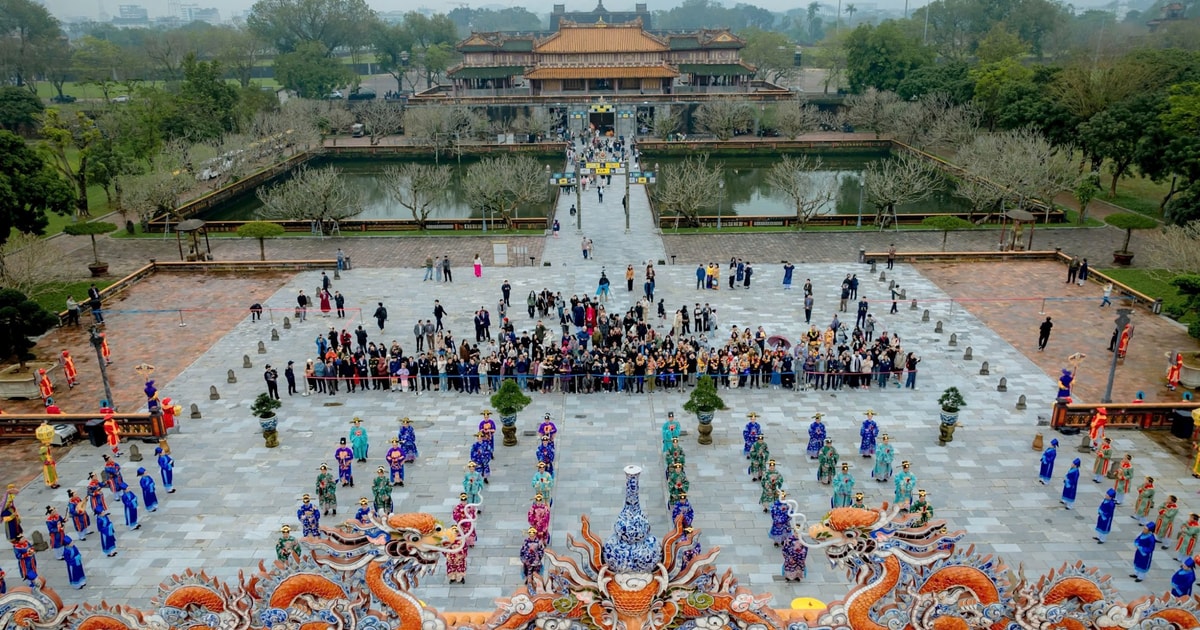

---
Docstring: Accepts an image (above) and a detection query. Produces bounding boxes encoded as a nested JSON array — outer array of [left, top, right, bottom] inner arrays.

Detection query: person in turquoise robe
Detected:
[[893, 461, 916, 509], [349, 418, 369, 462], [463, 462, 484, 505], [662, 412, 681, 453], [832, 463, 855, 508], [873, 434, 894, 482]]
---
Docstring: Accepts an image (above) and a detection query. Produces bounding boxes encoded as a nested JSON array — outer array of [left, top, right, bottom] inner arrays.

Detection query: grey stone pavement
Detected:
[[14, 257, 1199, 613]]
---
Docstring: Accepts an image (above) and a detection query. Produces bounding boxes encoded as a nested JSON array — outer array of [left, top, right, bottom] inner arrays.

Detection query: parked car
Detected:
[[326, 90, 344, 99], [112, 95, 130, 103], [51, 94, 76, 104], [348, 89, 376, 101]]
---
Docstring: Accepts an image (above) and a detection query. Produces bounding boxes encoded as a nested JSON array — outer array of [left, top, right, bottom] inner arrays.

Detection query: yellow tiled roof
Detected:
[[526, 65, 679, 79], [535, 23, 668, 54]]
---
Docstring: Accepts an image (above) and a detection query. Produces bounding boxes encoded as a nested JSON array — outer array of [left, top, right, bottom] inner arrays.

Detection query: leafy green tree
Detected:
[[1073, 171, 1101, 224], [247, 0, 376, 54], [740, 28, 796, 84], [274, 41, 355, 99], [1170, 274, 1200, 338], [0, 86, 42, 131], [1078, 93, 1165, 196], [844, 21, 934, 92], [896, 61, 974, 104], [0, 288, 58, 369], [974, 23, 1027, 64], [0, 0, 64, 93], [236, 221, 286, 260], [39, 109, 102, 219], [72, 36, 127, 101], [163, 54, 241, 142], [1105, 212, 1159, 254], [1165, 180, 1200, 225], [373, 21, 415, 92], [970, 57, 1033, 129], [0, 130, 73, 248], [1163, 82, 1200, 137]]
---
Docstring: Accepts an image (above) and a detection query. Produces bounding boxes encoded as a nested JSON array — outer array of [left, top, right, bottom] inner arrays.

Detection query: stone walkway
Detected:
[[6, 260, 1200, 614]]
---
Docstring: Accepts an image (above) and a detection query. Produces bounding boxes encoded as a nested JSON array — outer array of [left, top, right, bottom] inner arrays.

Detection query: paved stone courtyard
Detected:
[[11, 257, 1200, 613]]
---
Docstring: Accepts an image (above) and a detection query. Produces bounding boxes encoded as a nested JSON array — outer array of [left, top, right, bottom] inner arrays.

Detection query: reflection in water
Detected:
[[654, 155, 968, 217], [202, 157, 560, 221]]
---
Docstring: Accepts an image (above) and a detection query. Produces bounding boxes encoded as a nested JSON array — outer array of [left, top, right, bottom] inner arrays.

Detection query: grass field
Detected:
[[32, 279, 116, 315], [1099, 268, 1196, 324]]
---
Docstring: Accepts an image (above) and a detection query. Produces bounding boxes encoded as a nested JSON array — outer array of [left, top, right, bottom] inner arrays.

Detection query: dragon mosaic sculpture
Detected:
[[3, 472, 1200, 630]]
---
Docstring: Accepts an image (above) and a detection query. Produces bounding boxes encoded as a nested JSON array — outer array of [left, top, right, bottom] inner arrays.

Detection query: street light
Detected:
[[717, 180, 724, 230], [89, 326, 115, 411], [856, 176, 864, 228], [1101, 308, 1133, 404]]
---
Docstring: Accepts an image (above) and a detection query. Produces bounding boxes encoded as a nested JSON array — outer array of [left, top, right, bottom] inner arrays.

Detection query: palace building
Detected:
[[446, 16, 757, 98]]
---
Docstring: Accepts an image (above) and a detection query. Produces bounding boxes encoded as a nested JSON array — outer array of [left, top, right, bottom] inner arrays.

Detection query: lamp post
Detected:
[[1101, 308, 1133, 404], [717, 180, 724, 230], [856, 176, 864, 228], [90, 326, 115, 411], [624, 160, 631, 233], [576, 159, 583, 232]]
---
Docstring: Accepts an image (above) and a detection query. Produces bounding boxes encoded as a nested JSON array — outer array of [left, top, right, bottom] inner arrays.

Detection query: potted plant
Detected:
[[251, 392, 282, 448], [683, 375, 727, 445], [937, 386, 967, 445], [490, 379, 532, 446], [1104, 213, 1159, 265], [62, 221, 118, 277]]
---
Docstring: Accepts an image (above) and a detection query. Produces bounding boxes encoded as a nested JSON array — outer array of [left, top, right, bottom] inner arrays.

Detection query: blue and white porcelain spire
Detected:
[[602, 465, 661, 572]]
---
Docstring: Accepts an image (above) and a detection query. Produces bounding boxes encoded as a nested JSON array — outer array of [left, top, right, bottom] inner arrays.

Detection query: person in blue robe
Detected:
[[398, 417, 418, 462], [96, 512, 118, 556], [61, 535, 86, 588], [45, 506, 66, 559], [1061, 458, 1081, 509], [354, 498, 372, 525], [349, 417, 369, 462], [119, 484, 140, 530], [335, 438, 355, 487], [1172, 557, 1196, 597], [1057, 369, 1073, 399], [742, 413, 761, 458], [671, 494, 694, 530], [1132, 522, 1157, 582], [768, 491, 791, 545], [807, 414, 826, 459], [11, 535, 37, 585], [137, 468, 158, 512], [66, 490, 90, 539], [156, 447, 175, 493], [859, 411, 878, 457], [102, 455, 124, 493], [537, 435, 556, 475], [470, 433, 492, 483], [1095, 488, 1117, 544], [86, 474, 107, 515], [1039, 439, 1059, 484], [297, 494, 320, 537]]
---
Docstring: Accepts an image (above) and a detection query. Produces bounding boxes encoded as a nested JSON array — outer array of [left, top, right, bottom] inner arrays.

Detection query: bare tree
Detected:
[[380, 162, 452, 229], [1146, 220, 1200, 274], [198, 134, 254, 190], [255, 165, 365, 235], [953, 177, 1005, 222], [462, 154, 546, 228], [773, 98, 823, 138], [119, 140, 196, 226], [844, 88, 902, 138], [694, 99, 754, 141], [509, 109, 552, 141], [864, 153, 940, 226], [403, 105, 476, 162], [652, 154, 723, 228], [955, 128, 1075, 221], [891, 93, 979, 150], [0, 233, 68, 299], [765, 155, 838, 227], [354, 100, 405, 146], [652, 108, 683, 140]]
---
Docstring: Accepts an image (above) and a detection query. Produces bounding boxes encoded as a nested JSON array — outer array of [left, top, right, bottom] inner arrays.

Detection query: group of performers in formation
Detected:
[[284, 413, 561, 587], [2, 446, 176, 592], [742, 410, 931, 583], [1040, 406, 1199, 595]]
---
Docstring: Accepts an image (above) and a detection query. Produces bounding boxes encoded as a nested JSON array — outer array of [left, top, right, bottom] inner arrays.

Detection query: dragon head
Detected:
[[801, 507, 896, 570], [370, 513, 457, 568]]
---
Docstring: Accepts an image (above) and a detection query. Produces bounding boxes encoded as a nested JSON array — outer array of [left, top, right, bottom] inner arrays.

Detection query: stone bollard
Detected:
[[243, 355, 252, 368], [870, 260, 877, 273], [934, 321, 943, 333], [227, 369, 237, 384], [190, 403, 202, 419], [879, 272, 886, 281], [910, 299, 918, 310], [979, 361, 990, 375], [949, 333, 958, 346], [1016, 394, 1027, 410], [922, 309, 930, 322], [889, 280, 895, 290], [900, 289, 907, 299], [129, 444, 143, 462], [271, 328, 280, 341], [963, 347, 973, 361], [283, 317, 291, 329], [997, 376, 1007, 392], [1032, 433, 1043, 451], [30, 530, 48, 552], [257, 341, 266, 354], [210, 386, 220, 400]]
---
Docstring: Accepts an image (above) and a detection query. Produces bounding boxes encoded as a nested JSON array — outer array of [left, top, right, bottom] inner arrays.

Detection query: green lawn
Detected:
[[1099, 268, 1196, 323], [33, 279, 116, 315]]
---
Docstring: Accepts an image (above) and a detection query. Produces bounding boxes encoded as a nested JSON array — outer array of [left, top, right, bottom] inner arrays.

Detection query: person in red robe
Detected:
[[1167, 353, 1183, 391], [98, 332, 112, 365], [103, 413, 121, 457], [1089, 407, 1107, 450], [1117, 324, 1134, 359], [60, 350, 78, 388], [37, 369, 53, 406], [161, 397, 178, 431]]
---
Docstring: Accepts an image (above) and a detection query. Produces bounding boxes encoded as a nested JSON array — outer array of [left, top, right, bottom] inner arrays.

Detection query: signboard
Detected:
[[628, 171, 656, 184], [570, 111, 585, 119], [589, 104, 614, 113], [550, 173, 577, 186], [594, 167, 611, 175], [617, 110, 634, 119]]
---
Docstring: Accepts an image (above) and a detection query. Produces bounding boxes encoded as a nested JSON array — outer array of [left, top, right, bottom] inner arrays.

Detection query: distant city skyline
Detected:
[[44, 0, 1121, 22]]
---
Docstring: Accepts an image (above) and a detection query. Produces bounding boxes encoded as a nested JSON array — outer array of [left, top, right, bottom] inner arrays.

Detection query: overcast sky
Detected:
[[51, 0, 1113, 22]]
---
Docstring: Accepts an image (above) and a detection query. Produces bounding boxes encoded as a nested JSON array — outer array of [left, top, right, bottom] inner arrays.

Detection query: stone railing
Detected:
[[1050, 401, 1200, 438]]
